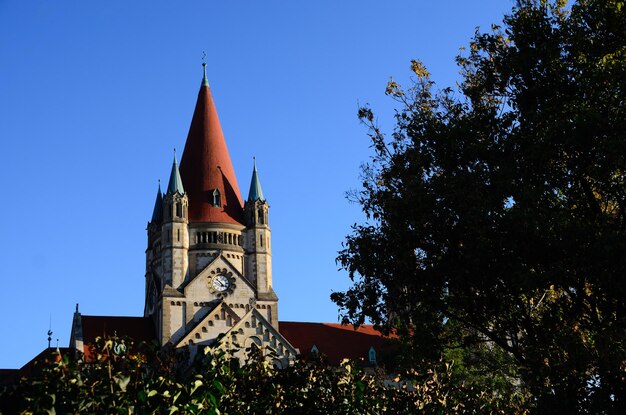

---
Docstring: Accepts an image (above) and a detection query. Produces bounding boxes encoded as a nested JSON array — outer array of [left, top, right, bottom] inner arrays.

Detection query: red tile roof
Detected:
[[180, 82, 244, 225], [80, 315, 156, 345], [76, 316, 398, 366], [279, 322, 398, 365]]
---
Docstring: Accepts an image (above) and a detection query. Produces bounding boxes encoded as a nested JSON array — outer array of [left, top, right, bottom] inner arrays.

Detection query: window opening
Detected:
[[212, 189, 221, 207], [368, 346, 376, 364]]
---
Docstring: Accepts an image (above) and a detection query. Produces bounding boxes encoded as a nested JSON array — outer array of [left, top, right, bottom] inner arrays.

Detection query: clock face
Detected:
[[211, 274, 231, 292]]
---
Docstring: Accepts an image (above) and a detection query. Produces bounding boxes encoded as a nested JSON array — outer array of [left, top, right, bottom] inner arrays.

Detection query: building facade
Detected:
[[142, 64, 297, 367], [58, 66, 395, 373]]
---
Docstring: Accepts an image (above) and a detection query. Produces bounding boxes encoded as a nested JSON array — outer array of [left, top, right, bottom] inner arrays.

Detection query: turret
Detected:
[[145, 182, 164, 320], [245, 160, 277, 324], [161, 154, 189, 289]]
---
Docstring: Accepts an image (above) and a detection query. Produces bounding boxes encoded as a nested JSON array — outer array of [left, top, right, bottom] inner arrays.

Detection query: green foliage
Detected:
[[0, 337, 519, 414], [333, 0, 626, 413]]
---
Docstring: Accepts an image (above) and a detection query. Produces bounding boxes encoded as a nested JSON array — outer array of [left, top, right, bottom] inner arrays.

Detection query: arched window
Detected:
[[310, 344, 319, 356], [368, 346, 376, 364], [212, 189, 221, 207], [176, 202, 182, 217]]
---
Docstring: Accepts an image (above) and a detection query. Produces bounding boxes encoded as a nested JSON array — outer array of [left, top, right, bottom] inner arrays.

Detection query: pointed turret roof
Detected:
[[179, 65, 244, 224], [247, 158, 265, 202], [166, 154, 185, 195], [151, 182, 163, 223]]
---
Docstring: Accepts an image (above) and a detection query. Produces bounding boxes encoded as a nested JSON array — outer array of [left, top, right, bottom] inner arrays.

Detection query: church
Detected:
[[2, 65, 395, 381], [70, 62, 301, 367]]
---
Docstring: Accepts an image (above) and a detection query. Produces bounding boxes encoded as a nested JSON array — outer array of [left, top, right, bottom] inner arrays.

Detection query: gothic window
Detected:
[[212, 189, 221, 207], [368, 346, 376, 364], [176, 202, 182, 217], [257, 208, 264, 224], [310, 344, 319, 356]]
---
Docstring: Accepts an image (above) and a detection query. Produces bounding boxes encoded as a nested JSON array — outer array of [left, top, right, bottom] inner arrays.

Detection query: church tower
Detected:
[[144, 64, 296, 366]]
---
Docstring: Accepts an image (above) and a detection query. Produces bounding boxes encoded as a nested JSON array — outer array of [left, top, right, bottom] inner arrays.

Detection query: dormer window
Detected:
[[212, 189, 221, 207]]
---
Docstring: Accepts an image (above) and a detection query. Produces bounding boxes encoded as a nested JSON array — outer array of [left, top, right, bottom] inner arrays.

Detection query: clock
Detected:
[[208, 268, 236, 296], [211, 274, 231, 292]]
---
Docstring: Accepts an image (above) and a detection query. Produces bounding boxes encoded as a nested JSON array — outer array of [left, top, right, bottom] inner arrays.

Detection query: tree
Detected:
[[0, 336, 517, 414], [332, 0, 626, 413]]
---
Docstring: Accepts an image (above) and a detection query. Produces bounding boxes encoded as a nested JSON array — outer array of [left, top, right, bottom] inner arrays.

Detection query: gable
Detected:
[[216, 309, 299, 368], [175, 302, 242, 347], [183, 253, 255, 300]]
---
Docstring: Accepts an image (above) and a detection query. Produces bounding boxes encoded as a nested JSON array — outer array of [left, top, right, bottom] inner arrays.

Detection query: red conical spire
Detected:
[[179, 66, 244, 225]]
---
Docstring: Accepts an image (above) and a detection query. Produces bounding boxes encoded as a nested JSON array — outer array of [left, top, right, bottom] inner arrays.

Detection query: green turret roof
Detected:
[[247, 158, 265, 202], [151, 182, 163, 223], [167, 154, 185, 195]]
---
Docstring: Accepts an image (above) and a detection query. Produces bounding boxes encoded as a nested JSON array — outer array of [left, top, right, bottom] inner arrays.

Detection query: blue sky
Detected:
[[0, 0, 514, 369]]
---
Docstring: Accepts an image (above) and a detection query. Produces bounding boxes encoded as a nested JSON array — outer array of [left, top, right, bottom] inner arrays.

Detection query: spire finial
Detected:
[[47, 314, 53, 348], [201, 51, 209, 87]]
